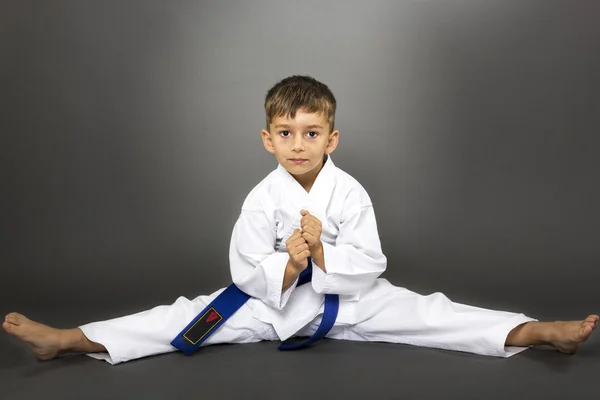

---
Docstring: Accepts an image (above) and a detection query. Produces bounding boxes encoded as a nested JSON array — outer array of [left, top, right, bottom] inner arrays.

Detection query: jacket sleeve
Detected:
[[310, 204, 387, 296], [229, 209, 299, 310]]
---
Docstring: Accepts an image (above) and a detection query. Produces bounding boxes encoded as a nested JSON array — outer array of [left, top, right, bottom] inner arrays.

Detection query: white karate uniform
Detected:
[[80, 157, 536, 364]]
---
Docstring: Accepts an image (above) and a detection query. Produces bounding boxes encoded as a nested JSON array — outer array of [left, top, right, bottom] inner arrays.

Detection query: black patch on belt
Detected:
[[183, 307, 223, 345]]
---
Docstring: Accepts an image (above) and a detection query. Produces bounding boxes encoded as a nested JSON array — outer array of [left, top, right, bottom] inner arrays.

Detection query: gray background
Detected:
[[1, 1, 599, 399]]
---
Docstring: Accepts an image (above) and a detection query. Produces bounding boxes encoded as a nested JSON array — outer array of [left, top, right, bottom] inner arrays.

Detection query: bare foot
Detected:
[[547, 314, 599, 354], [2, 312, 67, 360]]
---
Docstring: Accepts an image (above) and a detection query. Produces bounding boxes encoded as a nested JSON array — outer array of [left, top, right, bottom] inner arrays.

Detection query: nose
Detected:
[[291, 134, 304, 152]]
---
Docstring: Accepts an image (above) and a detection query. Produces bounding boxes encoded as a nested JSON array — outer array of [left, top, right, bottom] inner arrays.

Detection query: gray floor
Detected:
[[2, 305, 598, 400]]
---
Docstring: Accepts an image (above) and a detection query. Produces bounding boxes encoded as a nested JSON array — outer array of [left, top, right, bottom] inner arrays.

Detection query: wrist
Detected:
[[310, 241, 323, 254], [283, 258, 304, 291], [310, 242, 326, 272], [287, 258, 304, 274]]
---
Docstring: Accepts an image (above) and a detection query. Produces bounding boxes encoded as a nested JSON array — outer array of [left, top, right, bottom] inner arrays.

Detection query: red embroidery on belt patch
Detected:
[[206, 311, 219, 323]]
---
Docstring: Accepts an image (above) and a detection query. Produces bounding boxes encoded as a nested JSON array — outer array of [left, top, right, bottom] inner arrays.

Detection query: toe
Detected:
[[581, 324, 593, 338], [2, 321, 12, 333], [6, 313, 24, 325], [583, 323, 595, 333]]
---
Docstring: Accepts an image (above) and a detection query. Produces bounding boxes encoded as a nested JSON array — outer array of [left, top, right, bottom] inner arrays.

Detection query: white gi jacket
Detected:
[[229, 156, 387, 340]]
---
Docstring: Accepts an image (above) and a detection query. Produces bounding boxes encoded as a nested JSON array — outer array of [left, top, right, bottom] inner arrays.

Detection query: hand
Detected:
[[286, 228, 310, 271], [300, 210, 322, 250]]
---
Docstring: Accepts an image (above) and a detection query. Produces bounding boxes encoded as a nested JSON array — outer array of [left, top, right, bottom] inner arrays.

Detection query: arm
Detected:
[[228, 210, 305, 310], [310, 205, 387, 296]]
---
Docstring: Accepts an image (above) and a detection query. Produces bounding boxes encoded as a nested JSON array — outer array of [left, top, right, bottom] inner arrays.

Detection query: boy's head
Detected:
[[261, 75, 339, 187], [264, 75, 337, 132]]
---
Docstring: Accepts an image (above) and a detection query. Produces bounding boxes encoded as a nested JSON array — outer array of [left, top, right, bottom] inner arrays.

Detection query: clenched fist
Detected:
[[286, 228, 310, 271], [300, 209, 322, 250]]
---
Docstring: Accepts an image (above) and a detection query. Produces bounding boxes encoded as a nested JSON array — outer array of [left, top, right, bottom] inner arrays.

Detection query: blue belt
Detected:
[[170, 258, 339, 355]]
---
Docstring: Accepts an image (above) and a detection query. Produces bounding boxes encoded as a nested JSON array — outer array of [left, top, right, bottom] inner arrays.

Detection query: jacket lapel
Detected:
[[276, 157, 336, 247]]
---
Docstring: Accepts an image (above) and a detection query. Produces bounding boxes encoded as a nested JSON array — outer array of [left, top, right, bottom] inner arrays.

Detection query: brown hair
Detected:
[[264, 75, 337, 132]]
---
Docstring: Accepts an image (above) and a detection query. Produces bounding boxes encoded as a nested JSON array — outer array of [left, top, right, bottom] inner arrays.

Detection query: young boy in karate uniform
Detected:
[[3, 75, 598, 365]]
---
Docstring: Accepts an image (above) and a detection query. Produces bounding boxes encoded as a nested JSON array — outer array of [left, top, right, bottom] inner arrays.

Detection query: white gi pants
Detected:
[[79, 279, 536, 365]]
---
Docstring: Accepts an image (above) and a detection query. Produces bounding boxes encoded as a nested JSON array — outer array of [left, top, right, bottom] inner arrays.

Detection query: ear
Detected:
[[324, 130, 339, 155], [261, 129, 276, 154]]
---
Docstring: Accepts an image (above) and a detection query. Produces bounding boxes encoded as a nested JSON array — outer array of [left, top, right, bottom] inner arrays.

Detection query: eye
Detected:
[[279, 131, 291, 138], [307, 131, 318, 138]]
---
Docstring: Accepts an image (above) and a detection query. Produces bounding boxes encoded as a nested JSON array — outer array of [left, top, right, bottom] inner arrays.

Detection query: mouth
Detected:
[[289, 159, 309, 164]]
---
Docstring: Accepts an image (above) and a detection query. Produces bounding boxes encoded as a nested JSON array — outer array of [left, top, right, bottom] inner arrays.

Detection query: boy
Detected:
[[3, 75, 598, 365]]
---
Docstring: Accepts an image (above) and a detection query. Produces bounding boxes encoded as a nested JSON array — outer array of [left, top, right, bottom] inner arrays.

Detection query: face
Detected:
[[261, 110, 339, 185]]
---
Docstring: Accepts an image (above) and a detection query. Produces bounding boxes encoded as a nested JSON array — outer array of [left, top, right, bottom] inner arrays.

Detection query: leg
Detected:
[[341, 279, 538, 357], [3, 288, 275, 365]]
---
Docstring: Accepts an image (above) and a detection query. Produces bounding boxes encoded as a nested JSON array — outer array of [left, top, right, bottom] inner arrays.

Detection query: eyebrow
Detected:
[[274, 124, 324, 129]]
